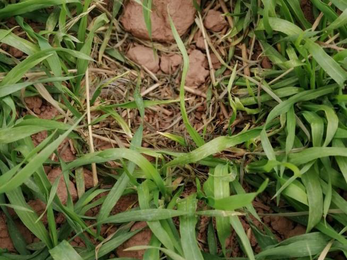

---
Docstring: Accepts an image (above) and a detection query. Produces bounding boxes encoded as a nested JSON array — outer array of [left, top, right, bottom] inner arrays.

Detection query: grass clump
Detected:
[[0, 0, 347, 259]]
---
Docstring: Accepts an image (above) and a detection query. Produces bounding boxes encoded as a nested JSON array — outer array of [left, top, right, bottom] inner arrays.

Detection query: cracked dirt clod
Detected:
[[121, 0, 199, 43], [127, 45, 160, 73], [47, 168, 78, 205], [186, 50, 209, 86], [0, 214, 15, 252], [160, 53, 182, 74], [204, 10, 227, 32], [116, 222, 151, 259]]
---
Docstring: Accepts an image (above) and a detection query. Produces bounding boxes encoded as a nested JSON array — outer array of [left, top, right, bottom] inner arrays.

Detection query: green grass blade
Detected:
[[0, 116, 82, 193], [178, 195, 204, 260], [302, 167, 323, 232], [49, 240, 83, 260], [166, 128, 261, 167], [101, 209, 187, 224], [230, 216, 255, 260], [305, 39, 347, 87], [213, 164, 231, 255], [168, 13, 205, 147], [0, 0, 80, 19]]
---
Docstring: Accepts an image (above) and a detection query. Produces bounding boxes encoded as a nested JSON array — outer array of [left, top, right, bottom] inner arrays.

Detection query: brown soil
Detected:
[[127, 45, 160, 73], [300, 0, 314, 24], [121, 0, 199, 42], [194, 30, 206, 50], [0, 214, 15, 252], [57, 139, 76, 162], [47, 167, 78, 205], [24, 96, 59, 120], [204, 10, 228, 32], [82, 168, 95, 189], [116, 222, 152, 259], [27, 199, 47, 225], [186, 49, 209, 86], [160, 53, 182, 74]]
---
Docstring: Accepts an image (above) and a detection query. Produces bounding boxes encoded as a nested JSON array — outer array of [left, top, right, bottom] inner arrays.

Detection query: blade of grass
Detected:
[[168, 12, 205, 147]]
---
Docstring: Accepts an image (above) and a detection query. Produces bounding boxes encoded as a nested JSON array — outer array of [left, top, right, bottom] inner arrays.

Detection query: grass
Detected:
[[0, 0, 347, 259]]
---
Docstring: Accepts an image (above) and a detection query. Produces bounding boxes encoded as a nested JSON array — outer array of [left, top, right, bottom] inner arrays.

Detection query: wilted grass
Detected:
[[0, 0, 347, 259]]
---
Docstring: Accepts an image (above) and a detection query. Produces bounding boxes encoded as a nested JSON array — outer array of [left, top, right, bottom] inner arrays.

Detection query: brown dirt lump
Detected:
[[186, 50, 209, 86], [116, 222, 152, 259], [121, 0, 199, 43], [47, 168, 78, 204], [160, 53, 182, 74], [204, 10, 227, 32], [127, 45, 160, 73]]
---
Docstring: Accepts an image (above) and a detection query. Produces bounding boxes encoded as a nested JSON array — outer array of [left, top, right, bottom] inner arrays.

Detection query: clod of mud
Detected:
[[39, 105, 59, 120], [0, 214, 15, 252], [112, 194, 138, 215], [121, 0, 199, 43], [127, 45, 160, 73], [32, 131, 48, 147], [47, 168, 78, 205], [9, 47, 23, 58], [160, 53, 182, 74], [57, 139, 76, 162], [116, 222, 152, 259], [82, 168, 94, 189], [300, 0, 314, 24], [261, 57, 272, 69], [25, 96, 59, 120], [194, 30, 206, 50], [186, 50, 209, 86], [25, 96, 42, 114], [28, 199, 47, 225], [15, 220, 37, 244], [210, 53, 221, 69], [264, 216, 294, 238], [204, 10, 227, 32], [286, 224, 306, 238]]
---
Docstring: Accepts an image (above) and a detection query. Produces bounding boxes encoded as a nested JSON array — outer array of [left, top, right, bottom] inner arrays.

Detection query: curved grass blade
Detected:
[[168, 13, 204, 147], [0, 0, 80, 19], [289, 147, 347, 165], [101, 209, 187, 224], [302, 167, 323, 232], [166, 128, 261, 167], [230, 216, 255, 260], [0, 116, 82, 193], [68, 147, 166, 196]]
